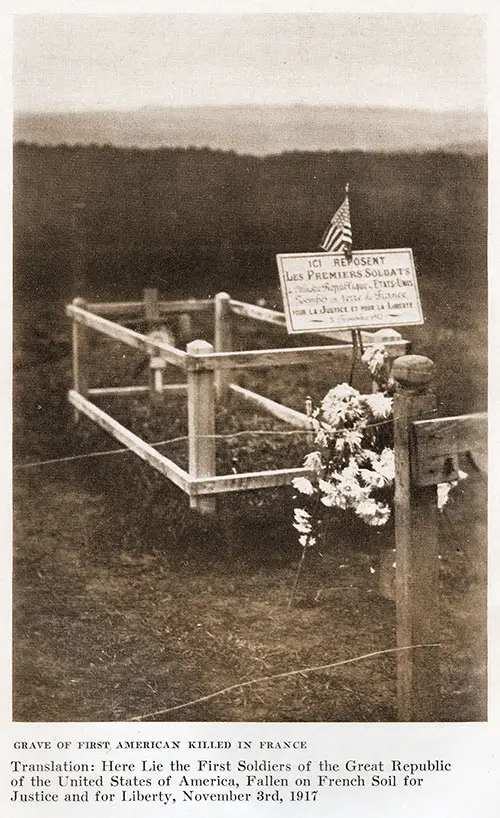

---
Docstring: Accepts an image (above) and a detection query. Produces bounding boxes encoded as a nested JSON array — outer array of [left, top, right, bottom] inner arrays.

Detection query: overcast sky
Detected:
[[14, 13, 487, 112]]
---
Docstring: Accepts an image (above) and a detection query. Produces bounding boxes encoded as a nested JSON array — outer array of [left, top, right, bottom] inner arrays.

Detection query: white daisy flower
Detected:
[[336, 474, 367, 508], [299, 535, 317, 548], [372, 448, 395, 482], [361, 344, 387, 374], [303, 451, 324, 474], [341, 458, 360, 479], [293, 507, 312, 533], [437, 482, 452, 510], [358, 468, 386, 488], [318, 479, 344, 508], [356, 498, 391, 526], [315, 428, 330, 448], [343, 428, 364, 451], [335, 436, 347, 453], [292, 476, 315, 495], [362, 393, 393, 419], [321, 384, 362, 425]]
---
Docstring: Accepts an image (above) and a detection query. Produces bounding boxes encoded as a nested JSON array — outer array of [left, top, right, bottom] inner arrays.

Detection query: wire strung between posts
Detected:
[[13, 419, 394, 470], [128, 642, 441, 722], [12, 430, 315, 470]]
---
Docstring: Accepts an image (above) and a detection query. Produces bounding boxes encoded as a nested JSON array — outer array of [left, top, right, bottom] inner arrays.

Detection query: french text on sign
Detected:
[[276, 248, 423, 333]]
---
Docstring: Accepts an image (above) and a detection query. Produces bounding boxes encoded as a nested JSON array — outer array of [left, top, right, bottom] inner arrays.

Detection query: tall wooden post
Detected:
[[187, 340, 216, 515], [373, 327, 408, 598], [214, 292, 232, 401], [71, 297, 89, 423], [392, 354, 440, 721]]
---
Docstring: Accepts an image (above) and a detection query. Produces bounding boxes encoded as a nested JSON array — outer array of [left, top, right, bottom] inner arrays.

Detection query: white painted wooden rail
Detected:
[[68, 289, 409, 516], [68, 389, 191, 493]]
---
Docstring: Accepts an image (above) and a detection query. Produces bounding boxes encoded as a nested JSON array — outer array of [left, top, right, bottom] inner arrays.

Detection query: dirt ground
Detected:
[[12, 302, 487, 722]]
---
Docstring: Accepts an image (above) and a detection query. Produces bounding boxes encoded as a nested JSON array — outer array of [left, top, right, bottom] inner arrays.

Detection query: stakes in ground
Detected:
[[276, 248, 423, 334]]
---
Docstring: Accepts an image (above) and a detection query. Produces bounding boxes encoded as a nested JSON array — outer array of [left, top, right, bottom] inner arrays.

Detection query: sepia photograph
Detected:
[[11, 6, 488, 735]]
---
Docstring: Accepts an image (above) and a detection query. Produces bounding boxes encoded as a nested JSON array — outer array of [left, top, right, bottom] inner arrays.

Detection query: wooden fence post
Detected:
[[214, 292, 232, 401], [187, 340, 216, 515], [178, 299, 196, 342], [71, 297, 89, 423], [149, 357, 165, 406], [392, 354, 440, 721], [144, 288, 159, 326], [144, 290, 162, 403], [371, 328, 406, 392]]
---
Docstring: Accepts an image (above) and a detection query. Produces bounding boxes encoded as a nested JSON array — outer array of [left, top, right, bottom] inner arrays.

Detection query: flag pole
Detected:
[[342, 181, 359, 381], [319, 182, 359, 383], [349, 324, 358, 386], [344, 184, 365, 357]]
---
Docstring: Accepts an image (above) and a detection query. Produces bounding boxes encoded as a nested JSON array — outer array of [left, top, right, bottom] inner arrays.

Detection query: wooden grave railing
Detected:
[[67, 291, 486, 721], [67, 289, 409, 516]]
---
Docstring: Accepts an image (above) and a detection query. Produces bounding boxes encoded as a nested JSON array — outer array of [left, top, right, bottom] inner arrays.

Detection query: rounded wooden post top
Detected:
[[72, 297, 87, 307], [215, 291, 231, 301], [372, 327, 403, 342], [187, 339, 214, 355], [392, 354, 435, 389]]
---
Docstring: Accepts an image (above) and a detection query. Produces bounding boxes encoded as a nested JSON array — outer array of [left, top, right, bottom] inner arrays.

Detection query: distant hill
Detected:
[[14, 105, 487, 155]]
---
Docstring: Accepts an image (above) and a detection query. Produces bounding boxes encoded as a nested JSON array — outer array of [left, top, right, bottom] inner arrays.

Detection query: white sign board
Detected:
[[276, 248, 423, 334]]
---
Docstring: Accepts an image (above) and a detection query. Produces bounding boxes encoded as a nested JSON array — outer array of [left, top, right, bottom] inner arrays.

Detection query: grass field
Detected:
[[12, 293, 487, 722]]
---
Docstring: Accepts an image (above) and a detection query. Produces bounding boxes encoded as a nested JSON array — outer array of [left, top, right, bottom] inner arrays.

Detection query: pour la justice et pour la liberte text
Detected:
[[10, 740, 453, 804]]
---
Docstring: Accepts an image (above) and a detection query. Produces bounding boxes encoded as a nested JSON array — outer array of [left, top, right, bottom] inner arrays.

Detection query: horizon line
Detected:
[[14, 102, 488, 117]]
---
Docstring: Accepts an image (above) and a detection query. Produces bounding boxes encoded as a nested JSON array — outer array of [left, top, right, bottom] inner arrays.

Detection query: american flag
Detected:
[[320, 190, 352, 254]]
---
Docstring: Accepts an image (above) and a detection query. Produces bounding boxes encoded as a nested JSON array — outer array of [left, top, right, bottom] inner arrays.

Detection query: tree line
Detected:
[[13, 143, 487, 307]]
